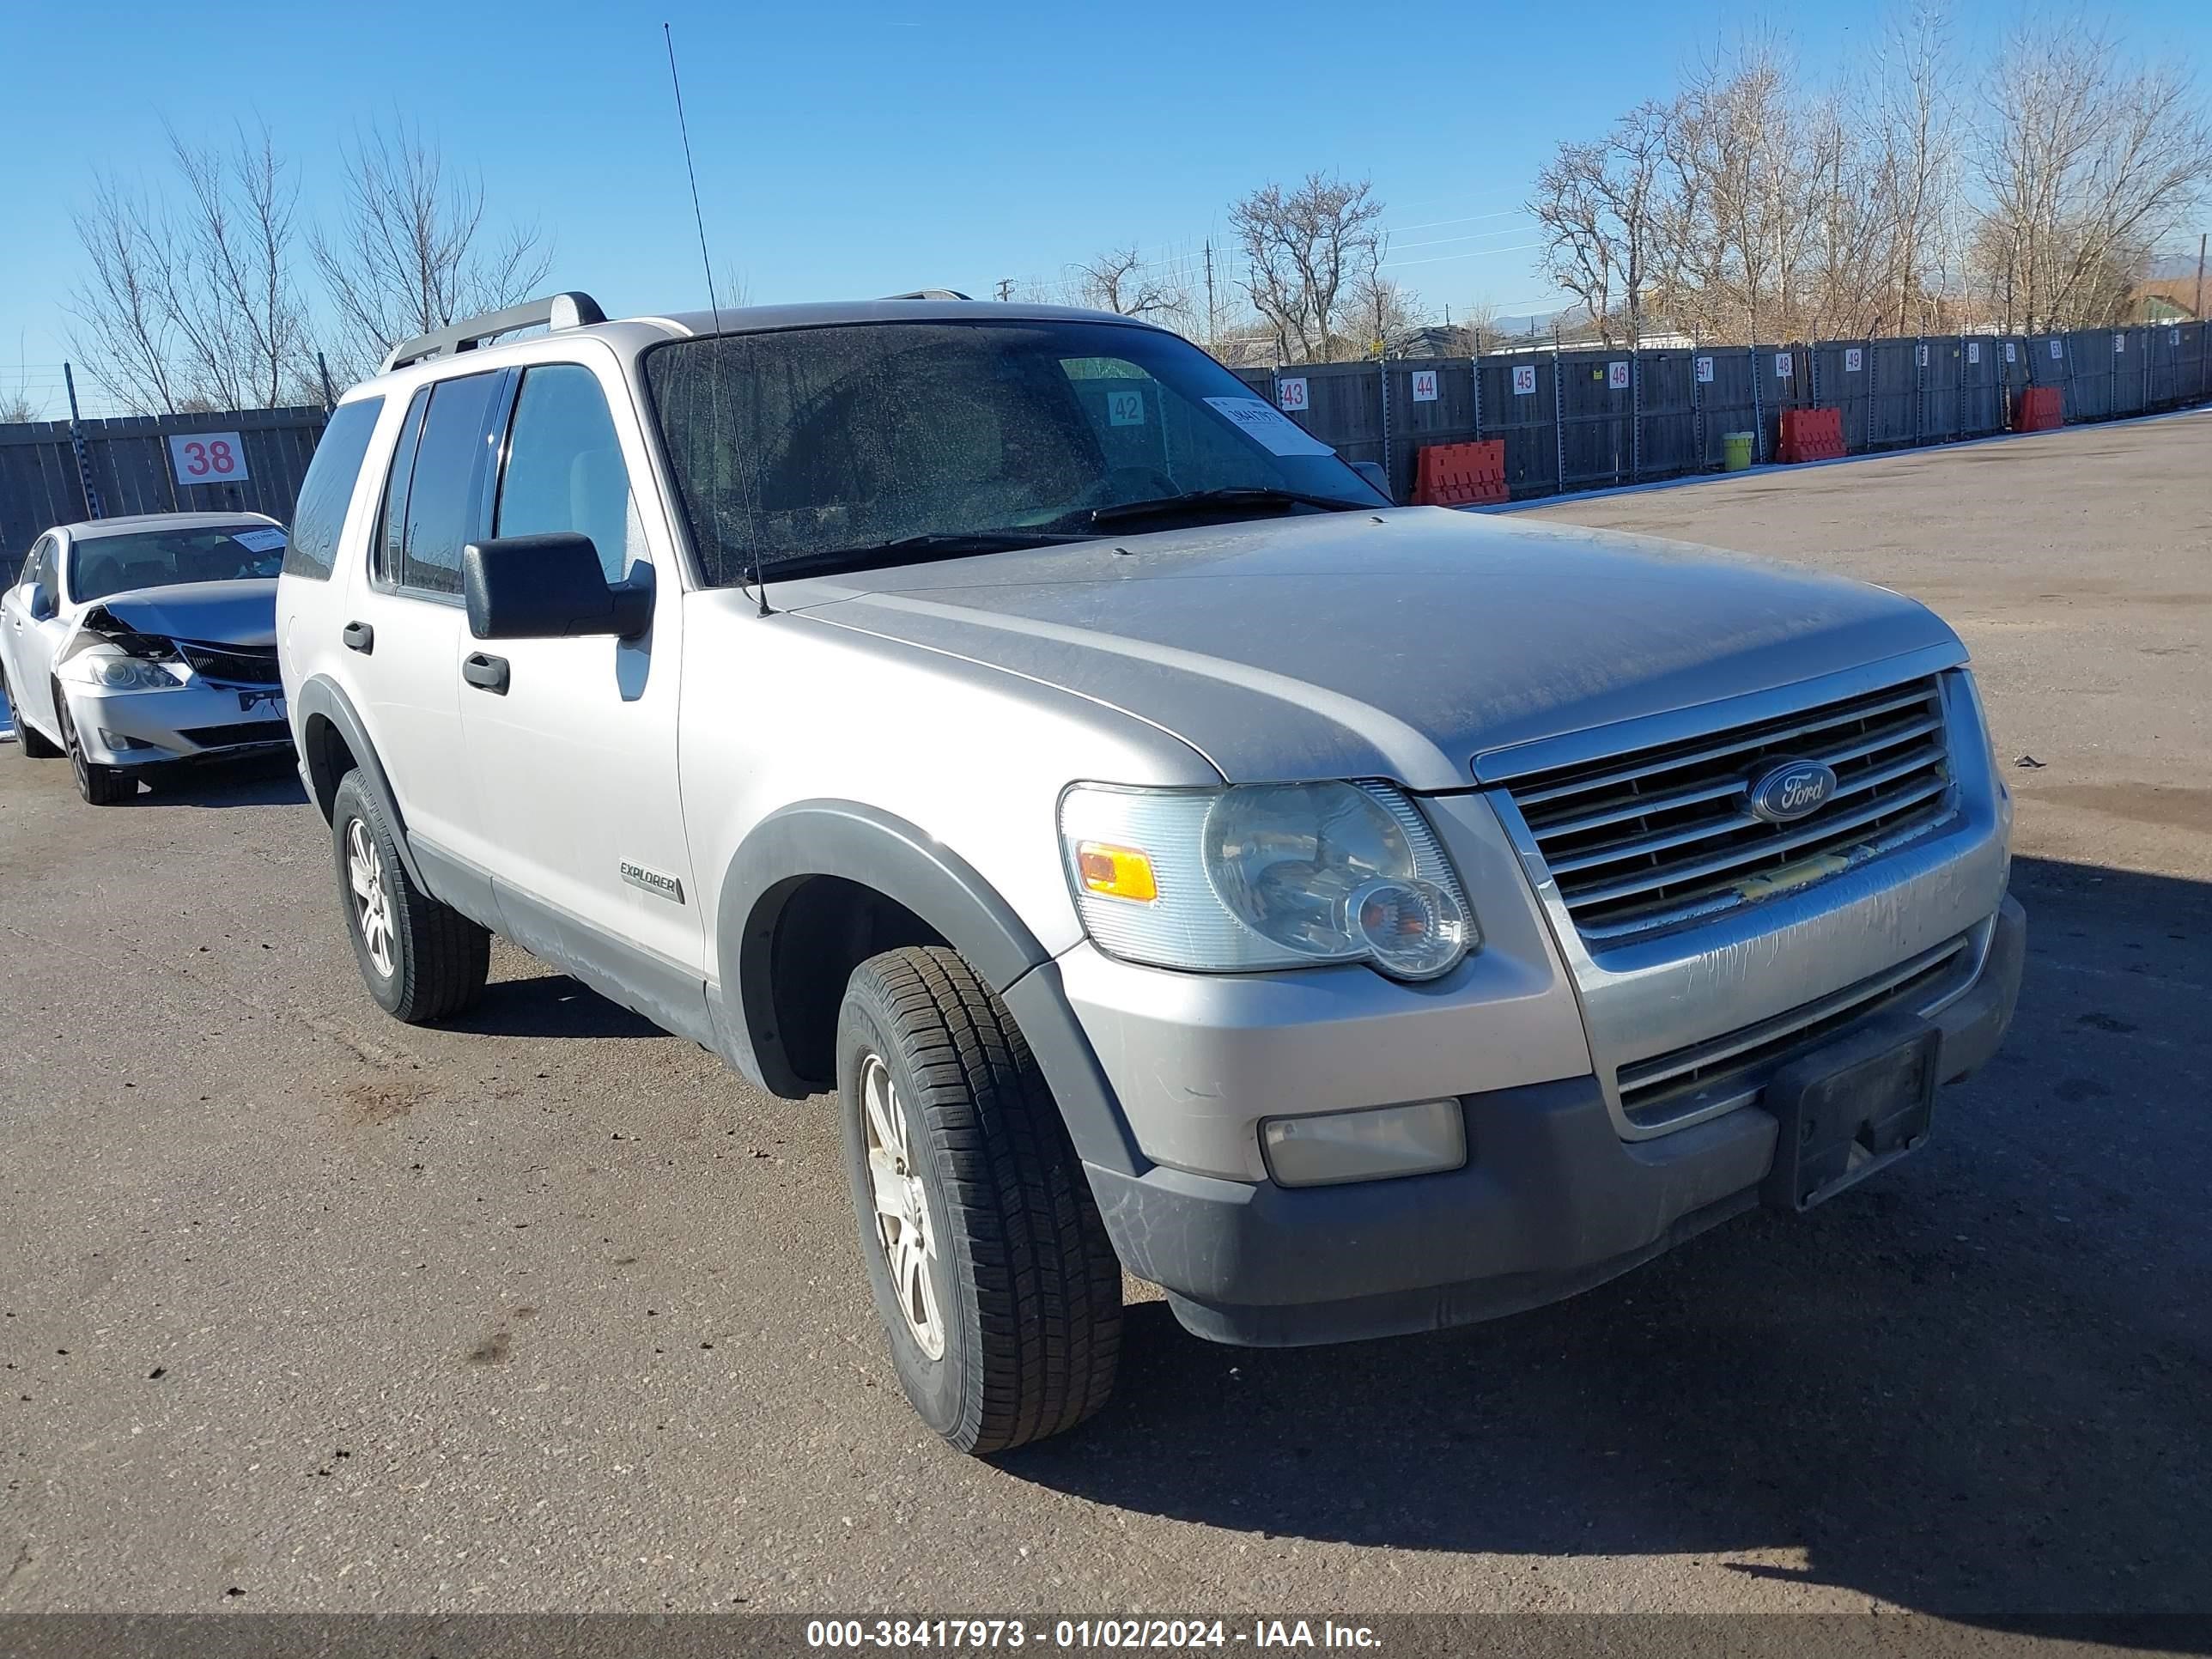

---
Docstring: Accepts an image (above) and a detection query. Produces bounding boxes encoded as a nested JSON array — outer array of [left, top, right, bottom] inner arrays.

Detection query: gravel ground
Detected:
[[0, 413, 2205, 1628]]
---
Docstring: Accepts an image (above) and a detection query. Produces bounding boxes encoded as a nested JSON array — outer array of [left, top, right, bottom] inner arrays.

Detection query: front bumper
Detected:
[[1083, 893, 2025, 1347], [62, 680, 292, 767]]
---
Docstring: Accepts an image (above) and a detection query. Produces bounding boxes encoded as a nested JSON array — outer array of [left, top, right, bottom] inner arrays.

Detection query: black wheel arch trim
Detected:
[[714, 800, 1146, 1176], [293, 674, 428, 894]]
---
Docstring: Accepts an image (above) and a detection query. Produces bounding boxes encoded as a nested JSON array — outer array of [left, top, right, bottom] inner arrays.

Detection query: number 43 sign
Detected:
[[168, 431, 251, 487]]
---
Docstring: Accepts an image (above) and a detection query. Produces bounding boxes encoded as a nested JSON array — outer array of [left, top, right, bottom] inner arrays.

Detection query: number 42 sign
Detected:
[[168, 432, 251, 486]]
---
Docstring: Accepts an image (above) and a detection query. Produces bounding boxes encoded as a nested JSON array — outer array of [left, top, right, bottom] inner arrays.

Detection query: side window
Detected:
[[397, 371, 502, 597], [494, 364, 645, 582], [376, 388, 430, 586], [31, 537, 58, 595], [283, 397, 385, 581], [19, 536, 51, 589]]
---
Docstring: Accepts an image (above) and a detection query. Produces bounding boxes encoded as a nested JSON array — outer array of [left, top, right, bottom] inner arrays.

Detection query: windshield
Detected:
[[66, 525, 289, 603], [642, 319, 1382, 586]]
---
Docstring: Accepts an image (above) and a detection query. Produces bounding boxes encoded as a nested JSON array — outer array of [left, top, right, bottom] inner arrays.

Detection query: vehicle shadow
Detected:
[[444, 972, 665, 1040], [128, 753, 306, 809], [1003, 856, 2211, 1634]]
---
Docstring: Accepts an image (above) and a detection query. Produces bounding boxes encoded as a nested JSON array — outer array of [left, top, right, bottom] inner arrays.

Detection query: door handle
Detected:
[[342, 620, 374, 653], [462, 652, 510, 696]]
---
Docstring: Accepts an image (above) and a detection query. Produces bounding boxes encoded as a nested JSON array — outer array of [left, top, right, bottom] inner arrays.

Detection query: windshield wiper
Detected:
[[1084, 487, 1370, 528], [768, 528, 1100, 580]]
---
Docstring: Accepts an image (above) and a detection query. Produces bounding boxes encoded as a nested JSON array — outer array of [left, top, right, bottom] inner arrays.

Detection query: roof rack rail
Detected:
[[880, 289, 973, 301], [380, 291, 607, 374]]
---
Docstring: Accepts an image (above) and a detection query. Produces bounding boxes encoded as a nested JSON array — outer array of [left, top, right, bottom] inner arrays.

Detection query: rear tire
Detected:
[[57, 695, 135, 804], [836, 945, 1122, 1455], [5, 664, 63, 758], [331, 770, 489, 1023]]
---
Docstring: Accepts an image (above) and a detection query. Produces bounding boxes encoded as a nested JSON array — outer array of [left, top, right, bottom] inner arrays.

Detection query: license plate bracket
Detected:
[[1760, 1014, 1940, 1212]]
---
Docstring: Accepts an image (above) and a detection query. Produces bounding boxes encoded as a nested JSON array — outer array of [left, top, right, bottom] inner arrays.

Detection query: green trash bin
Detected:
[[1722, 431, 1755, 471]]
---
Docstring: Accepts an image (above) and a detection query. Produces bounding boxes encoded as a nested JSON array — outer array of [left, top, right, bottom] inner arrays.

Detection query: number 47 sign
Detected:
[[168, 431, 251, 486]]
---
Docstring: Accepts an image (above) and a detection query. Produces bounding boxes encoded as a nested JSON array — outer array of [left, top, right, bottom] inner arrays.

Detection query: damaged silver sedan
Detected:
[[0, 512, 293, 804]]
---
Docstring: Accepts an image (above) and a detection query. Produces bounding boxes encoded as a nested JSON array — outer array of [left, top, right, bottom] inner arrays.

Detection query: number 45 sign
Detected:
[[168, 431, 251, 486]]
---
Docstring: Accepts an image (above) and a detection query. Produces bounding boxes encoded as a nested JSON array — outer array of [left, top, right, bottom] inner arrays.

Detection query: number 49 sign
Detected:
[[168, 431, 251, 487]]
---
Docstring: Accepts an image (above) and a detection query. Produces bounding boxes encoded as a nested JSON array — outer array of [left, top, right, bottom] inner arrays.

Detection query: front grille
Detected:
[[179, 641, 281, 687], [179, 720, 289, 750], [1616, 933, 1977, 1127], [1507, 676, 1955, 945]]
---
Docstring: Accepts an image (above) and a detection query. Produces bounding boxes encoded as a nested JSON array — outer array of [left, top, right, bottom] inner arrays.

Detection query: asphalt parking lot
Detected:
[[1, 413, 2206, 1625]]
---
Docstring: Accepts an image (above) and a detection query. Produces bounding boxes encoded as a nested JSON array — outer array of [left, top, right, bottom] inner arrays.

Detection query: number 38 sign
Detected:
[[167, 432, 251, 487]]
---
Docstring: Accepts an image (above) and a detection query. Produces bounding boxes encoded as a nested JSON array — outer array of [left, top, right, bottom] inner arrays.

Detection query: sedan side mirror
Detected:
[[461, 534, 653, 641], [1348, 460, 1394, 504], [27, 580, 56, 622]]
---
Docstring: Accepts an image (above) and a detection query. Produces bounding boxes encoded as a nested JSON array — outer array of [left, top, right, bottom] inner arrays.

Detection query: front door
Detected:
[[1, 535, 65, 738], [457, 357, 702, 982]]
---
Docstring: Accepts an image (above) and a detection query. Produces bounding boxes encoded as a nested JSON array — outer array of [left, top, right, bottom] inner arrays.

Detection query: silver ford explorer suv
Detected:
[[276, 290, 2024, 1454]]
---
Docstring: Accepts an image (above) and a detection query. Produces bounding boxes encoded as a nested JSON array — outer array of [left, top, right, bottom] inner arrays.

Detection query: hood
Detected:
[[784, 508, 1962, 789], [79, 580, 277, 647]]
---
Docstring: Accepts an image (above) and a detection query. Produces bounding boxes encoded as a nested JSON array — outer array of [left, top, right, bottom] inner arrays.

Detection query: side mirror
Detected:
[[460, 534, 653, 641], [1348, 459, 1394, 503], [27, 580, 56, 622]]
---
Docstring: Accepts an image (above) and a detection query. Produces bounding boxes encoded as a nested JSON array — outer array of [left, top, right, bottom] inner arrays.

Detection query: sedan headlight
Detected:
[[1059, 781, 1477, 980], [62, 647, 183, 690]]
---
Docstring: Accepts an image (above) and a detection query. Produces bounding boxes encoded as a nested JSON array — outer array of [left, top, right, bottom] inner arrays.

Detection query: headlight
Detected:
[[1060, 781, 1477, 980], [63, 647, 183, 690]]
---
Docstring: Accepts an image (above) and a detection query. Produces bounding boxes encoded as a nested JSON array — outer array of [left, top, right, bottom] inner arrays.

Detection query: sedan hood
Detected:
[[81, 580, 277, 647], [786, 509, 1962, 788]]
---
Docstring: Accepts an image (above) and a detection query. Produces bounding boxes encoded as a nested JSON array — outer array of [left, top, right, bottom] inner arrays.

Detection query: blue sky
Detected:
[[6, 0, 2209, 416]]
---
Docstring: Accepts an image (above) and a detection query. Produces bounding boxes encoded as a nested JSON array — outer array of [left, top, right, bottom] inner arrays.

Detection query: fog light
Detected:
[[98, 729, 151, 752], [1261, 1099, 1466, 1188]]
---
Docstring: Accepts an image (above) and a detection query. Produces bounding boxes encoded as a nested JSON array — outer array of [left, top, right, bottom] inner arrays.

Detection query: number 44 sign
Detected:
[[168, 432, 250, 486]]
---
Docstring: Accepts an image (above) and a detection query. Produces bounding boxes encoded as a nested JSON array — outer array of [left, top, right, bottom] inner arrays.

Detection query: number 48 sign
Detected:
[[168, 431, 251, 487]]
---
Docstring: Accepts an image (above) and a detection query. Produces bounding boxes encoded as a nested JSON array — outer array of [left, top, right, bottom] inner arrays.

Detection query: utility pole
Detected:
[[994, 278, 1013, 302], [316, 350, 337, 413], [2196, 232, 2206, 324], [1203, 240, 1217, 349]]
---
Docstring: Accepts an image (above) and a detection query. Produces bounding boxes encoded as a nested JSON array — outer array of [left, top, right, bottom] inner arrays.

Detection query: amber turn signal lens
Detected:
[[1074, 842, 1158, 902]]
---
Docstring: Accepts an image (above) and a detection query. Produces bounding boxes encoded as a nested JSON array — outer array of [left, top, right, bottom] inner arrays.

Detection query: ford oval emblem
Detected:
[[1747, 760, 1837, 824]]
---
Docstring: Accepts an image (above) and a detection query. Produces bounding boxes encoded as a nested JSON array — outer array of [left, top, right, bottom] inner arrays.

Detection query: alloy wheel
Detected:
[[860, 1053, 945, 1360], [346, 818, 396, 978]]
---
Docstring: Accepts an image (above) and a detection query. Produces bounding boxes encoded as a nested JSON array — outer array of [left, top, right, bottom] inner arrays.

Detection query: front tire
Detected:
[[57, 695, 134, 804], [837, 946, 1122, 1455], [331, 771, 489, 1023]]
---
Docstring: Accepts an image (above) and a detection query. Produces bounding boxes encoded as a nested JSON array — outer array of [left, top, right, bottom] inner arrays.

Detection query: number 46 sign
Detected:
[[168, 431, 251, 486]]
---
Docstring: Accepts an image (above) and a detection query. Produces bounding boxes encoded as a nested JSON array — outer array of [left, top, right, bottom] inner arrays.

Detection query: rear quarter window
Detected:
[[283, 397, 386, 581]]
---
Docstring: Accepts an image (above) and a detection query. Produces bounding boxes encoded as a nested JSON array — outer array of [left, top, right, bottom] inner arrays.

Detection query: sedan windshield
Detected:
[[643, 319, 1382, 586], [67, 525, 289, 603]]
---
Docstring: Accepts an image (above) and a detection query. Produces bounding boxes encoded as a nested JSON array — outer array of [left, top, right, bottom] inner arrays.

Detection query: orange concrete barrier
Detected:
[[2015, 386, 2063, 432], [1413, 440, 1508, 507], [1778, 407, 1846, 463]]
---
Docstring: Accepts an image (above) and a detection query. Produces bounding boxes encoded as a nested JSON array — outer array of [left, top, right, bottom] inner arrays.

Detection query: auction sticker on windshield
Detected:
[[1202, 397, 1334, 457]]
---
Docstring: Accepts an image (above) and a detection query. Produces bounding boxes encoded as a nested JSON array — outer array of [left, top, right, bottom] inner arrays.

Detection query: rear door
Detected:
[[457, 355, 702, 981], [343, 370, 511, 874]]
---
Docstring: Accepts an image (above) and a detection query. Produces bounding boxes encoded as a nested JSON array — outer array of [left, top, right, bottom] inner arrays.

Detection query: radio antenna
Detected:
[[664, 21, 769, 616]]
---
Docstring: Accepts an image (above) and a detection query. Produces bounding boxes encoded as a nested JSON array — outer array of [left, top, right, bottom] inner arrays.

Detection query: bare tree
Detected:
[[1070, 246, 1184, 318], [1531, 101, 1671, 346], [0, 390, 39, 425], [1231, 174, 1386, 362], [1871, 2, 1959, 333], [312, 117, 554, 380], [66, 123, 309, 414], [68, 174, 180, 413], [1975, 19, 2212, 331], [1343, 268, 1419, 356]]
